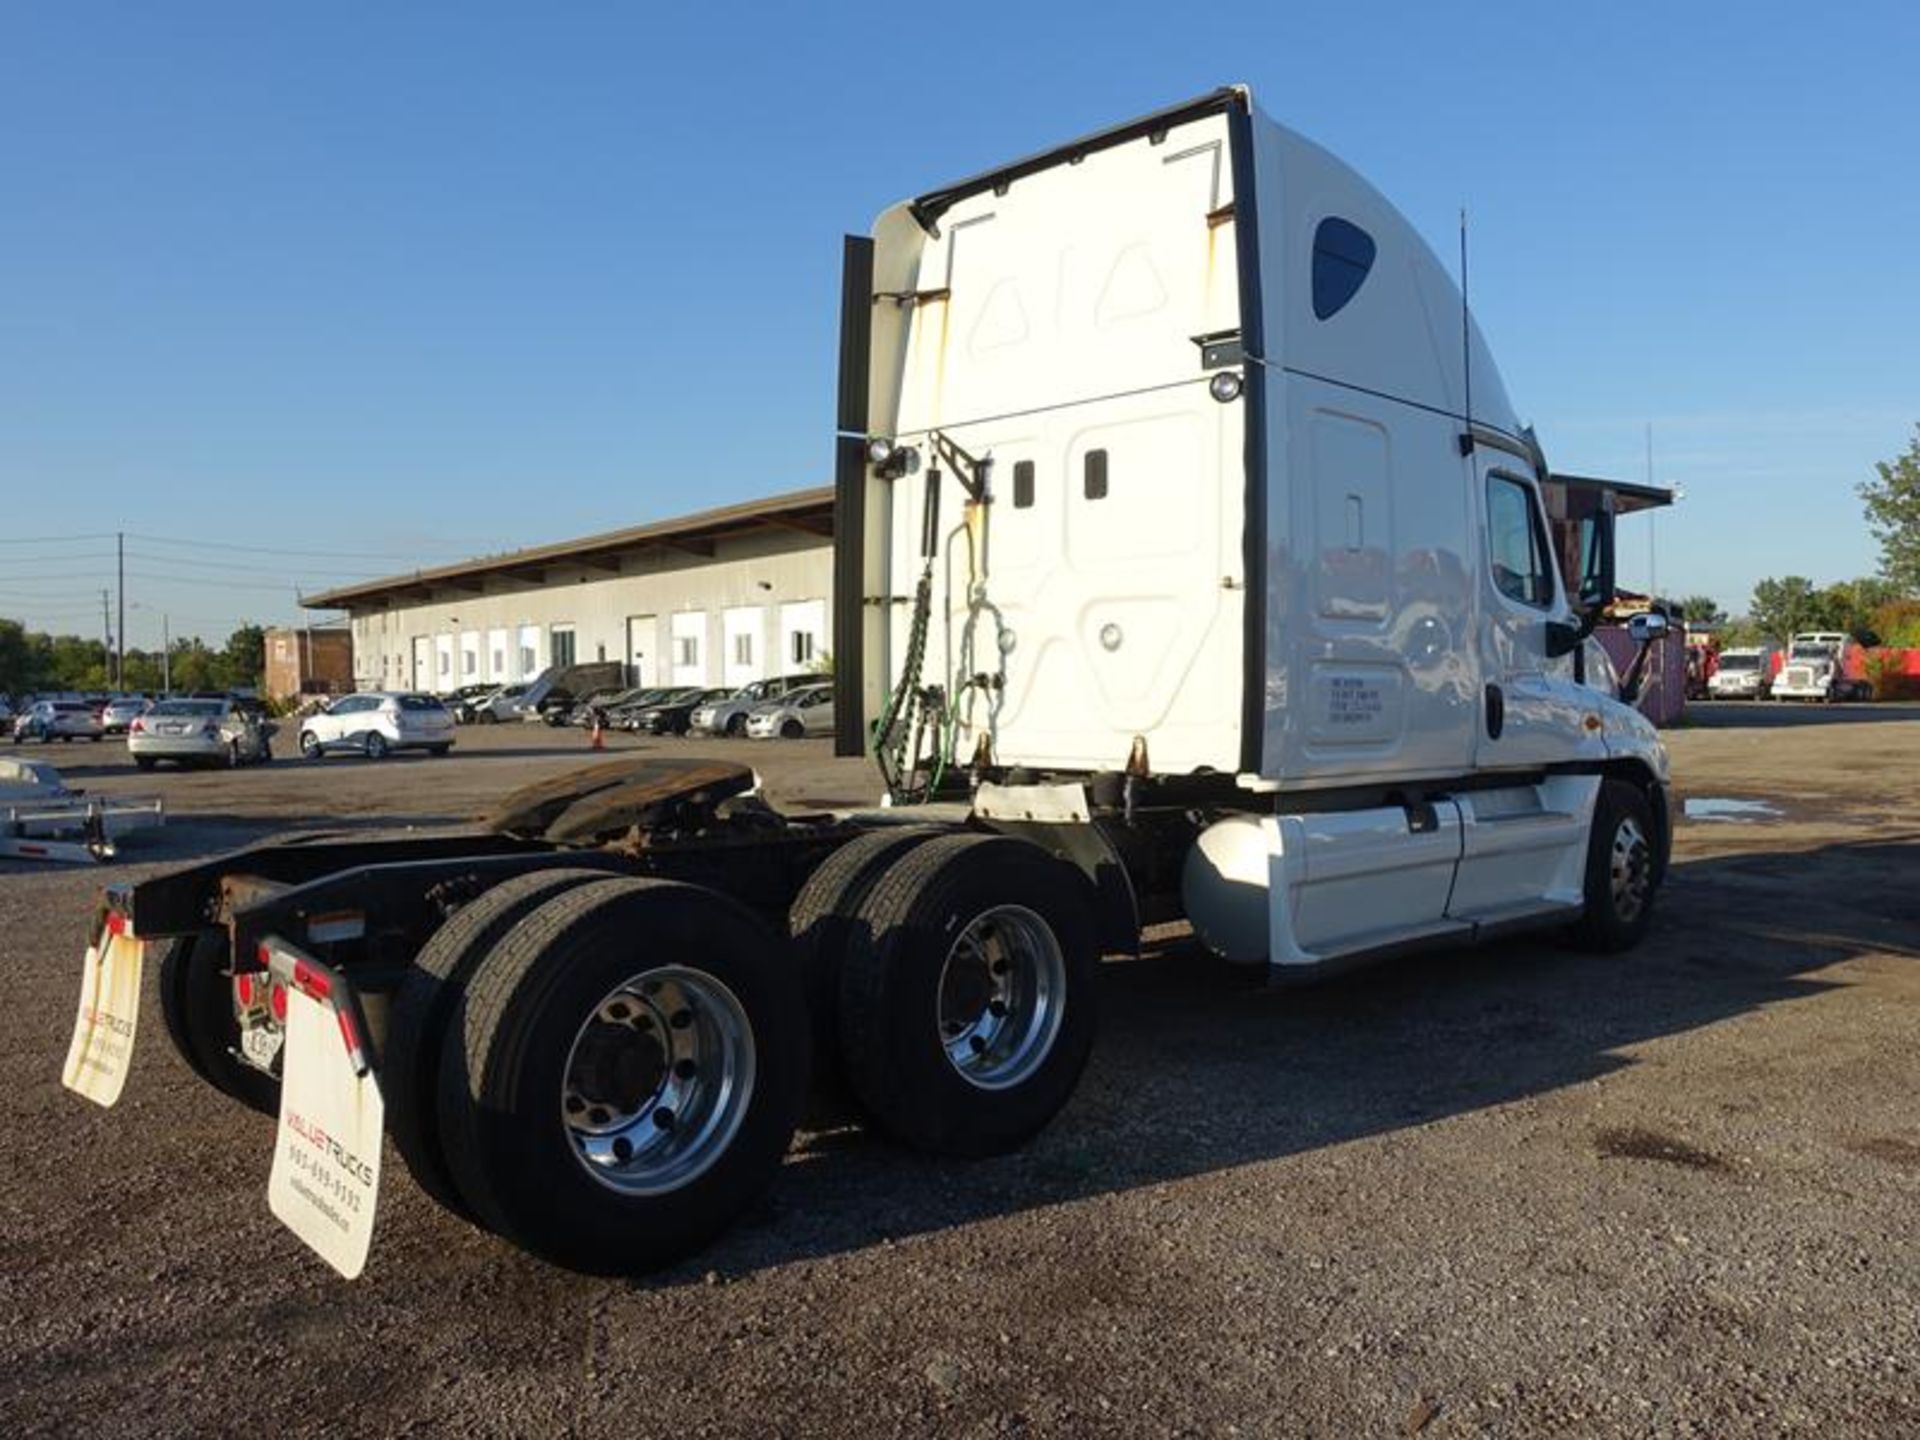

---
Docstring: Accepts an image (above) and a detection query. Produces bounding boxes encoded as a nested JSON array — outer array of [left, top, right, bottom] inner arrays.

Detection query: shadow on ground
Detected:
[[672, 835, 1920, 1281]]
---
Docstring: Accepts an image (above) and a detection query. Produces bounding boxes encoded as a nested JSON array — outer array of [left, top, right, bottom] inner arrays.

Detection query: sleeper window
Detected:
[[1486, 474, 1553, 609]]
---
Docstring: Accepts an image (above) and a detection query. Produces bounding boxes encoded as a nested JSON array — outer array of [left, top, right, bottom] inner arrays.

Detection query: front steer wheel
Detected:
[[1566, 778, 1660, 952], [435, 878, 808, 1273], [837, 833, 1099, 1158]]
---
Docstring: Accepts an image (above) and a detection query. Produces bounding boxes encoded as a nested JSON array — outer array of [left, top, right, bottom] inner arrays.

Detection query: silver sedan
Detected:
[[128, 699, 275, 770]]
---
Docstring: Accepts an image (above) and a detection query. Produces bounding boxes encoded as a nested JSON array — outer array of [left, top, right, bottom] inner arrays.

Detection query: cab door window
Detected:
[[1486, 473, 1555, 609]]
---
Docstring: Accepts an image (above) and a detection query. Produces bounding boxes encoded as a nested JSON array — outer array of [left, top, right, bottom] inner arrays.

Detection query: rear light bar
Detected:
[[256, 937, 376, 1077]]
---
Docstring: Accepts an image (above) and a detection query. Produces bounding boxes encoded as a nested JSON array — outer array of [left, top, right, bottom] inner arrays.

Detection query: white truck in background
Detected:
[[64, 87, 1670, 1279], [1708, 645, 1777, 699], [1772, 632, 1868, 701]]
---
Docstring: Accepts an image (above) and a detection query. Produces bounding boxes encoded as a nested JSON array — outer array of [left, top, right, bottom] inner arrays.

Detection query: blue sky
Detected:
[[3, 1, 1916, 645]]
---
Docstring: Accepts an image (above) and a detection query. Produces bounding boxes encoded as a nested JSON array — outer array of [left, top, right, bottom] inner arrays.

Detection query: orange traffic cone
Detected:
[[590, 715, 606, 750]]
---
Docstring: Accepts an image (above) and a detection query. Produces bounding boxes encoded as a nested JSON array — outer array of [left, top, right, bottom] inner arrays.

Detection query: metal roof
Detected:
[[1548, 473, 1675, 515], [302, 486, 833, 610]]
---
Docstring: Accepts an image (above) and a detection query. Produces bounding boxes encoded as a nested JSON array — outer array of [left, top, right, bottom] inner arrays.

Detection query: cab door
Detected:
[[1472, 463, 1582, 769]]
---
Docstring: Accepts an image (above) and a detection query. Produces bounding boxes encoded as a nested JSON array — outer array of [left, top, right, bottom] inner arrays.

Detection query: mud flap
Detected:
[[262, 942, 383, 1279], [61, 914, 145, 1107]]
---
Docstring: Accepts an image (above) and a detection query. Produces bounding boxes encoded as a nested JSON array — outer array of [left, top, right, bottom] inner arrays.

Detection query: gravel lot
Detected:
[[3, 707, 1917, 1436]]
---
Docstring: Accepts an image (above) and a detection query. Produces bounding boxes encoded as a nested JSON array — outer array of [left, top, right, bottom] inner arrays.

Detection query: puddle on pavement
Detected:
[[1683, 797, 1783, 823]]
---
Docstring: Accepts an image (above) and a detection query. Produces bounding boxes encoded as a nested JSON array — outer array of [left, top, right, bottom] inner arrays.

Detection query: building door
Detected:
[[670, 612, 707, 685], [778, 600, 827, 675], [433, 635, 455, 692], [517, 625, 541, 680], [722, 606, 764, 688], [487, 628, 509, 683], [411, 636, 431, 691], [626, 615, 655, 687]]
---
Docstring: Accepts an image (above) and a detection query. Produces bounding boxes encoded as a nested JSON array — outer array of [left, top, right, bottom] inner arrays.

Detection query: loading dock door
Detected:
[[411, 636, 432, 692]]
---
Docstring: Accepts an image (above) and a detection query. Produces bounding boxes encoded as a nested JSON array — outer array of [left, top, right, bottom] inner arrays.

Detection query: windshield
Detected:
[[1718, 654, 1760, 671], [150, 700, 225, 717], [1790, 644, 1836, 660]]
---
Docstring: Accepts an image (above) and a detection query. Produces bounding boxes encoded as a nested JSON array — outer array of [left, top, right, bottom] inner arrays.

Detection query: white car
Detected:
[[128, 698, 274, 770], [11, 699, 104, 744], [102, 696, 151, 734], [298, 692, 455, 759], [745, 683, 836, 739]]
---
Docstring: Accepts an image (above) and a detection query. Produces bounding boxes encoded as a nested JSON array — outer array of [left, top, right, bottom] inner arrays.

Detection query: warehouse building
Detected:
[[302, 487, 833, 695], [263, 623, 354, 701]]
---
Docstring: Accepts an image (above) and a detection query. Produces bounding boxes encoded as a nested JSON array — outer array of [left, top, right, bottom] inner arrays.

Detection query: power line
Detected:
[[127, 531, 486, 562], [0, 532, 115, 545]]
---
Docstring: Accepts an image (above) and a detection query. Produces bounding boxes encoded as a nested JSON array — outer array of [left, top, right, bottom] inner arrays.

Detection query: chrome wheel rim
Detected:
[[1609, 815, 1651, 924], [561, 966, 755, 1196], [936, 904, 1065, 1091]]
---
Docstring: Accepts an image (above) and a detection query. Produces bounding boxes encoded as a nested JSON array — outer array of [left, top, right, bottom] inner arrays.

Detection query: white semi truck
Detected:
[[1707, 646, 1777, 699], [1772, 631, 1869, 702], [63, 87, 1670, 1278]]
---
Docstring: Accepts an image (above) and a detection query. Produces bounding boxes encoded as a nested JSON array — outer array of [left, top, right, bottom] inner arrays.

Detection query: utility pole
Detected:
[[116, 531, 126, 691], [1645, 422, 1657, 605], [162, 614, 172, 693], [100, 589, 112, 681]]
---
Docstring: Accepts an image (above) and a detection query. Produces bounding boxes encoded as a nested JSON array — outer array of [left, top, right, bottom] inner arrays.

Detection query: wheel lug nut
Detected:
[[612, 1137, 633, 1161], [589, 1106, 611, 1125], [969, 1036, 987, 1053], [991, 960, 1008, 976], [670, 1010, 693, 1030], [674, 1059, 697, 1080], [988, 1000, 1008, 1018], [565, 1095, 585, 1114], [653, 1107, 677, 1131]]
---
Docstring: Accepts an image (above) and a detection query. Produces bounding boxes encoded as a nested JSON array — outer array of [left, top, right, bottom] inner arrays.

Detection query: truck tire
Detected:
[[385, 868, 610, 1219], [166, 929, 280, 1115], [1567, 778, 1659, 952], [157, 934, 216, 1088], [436, 878, 808, 1272], [837, 833, 1099, 1158], [788, 826, 941, 1116]]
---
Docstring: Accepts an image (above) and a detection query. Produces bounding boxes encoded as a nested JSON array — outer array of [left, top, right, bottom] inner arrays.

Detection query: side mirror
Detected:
[[1627, 612, 1670, 644]]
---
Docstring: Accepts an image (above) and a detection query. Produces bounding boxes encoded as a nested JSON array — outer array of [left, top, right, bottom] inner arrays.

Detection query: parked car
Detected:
[[444, 684, 499, 724], [599, 687, 675, 728], [128, 698, 274, 770], [101, 696, 152, 734], [745, 683, 835, 739], [622, 687, 729, 735], [11, 699, 105, 744], [543, 686, 627, 727], [297, 692, 455, 759], [691, 674, 822, 736], [471, 684, 530, 723]]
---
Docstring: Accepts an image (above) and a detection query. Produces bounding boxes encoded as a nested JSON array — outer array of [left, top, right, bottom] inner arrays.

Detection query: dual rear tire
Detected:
[[391, 876, 809, 1273]]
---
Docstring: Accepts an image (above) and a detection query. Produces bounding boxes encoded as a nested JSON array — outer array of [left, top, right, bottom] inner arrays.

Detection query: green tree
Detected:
[[1677, 594, 1724, 627], [1860, 425, 1920, 592], [219, 624, 266, 691], [1819, 577, 1900, 645], [1746, 576, 1821, 645]]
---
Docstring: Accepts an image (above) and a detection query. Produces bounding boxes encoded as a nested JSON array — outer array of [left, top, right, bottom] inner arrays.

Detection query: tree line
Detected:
[[0, 619, 265, 697], [1678, 425, 1920, 648]]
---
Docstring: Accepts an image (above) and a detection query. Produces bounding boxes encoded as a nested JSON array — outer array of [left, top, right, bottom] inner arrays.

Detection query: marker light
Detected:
[[867, 437, 896, 465], [1209, 371, 1244, 403]]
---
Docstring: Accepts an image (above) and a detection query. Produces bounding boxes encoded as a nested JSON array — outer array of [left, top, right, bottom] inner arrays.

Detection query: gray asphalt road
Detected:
[[3, 717, 1917, 1436]]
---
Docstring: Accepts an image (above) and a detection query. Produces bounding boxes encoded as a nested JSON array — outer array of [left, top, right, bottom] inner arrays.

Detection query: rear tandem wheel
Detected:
[[435, 878, 809, 1273]]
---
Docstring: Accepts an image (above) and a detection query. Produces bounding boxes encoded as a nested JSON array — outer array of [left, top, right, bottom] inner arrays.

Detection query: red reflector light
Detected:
[[105, 913, 126, 938], [235, 973, 255, 1008], [269, 982, 287, 1023], [130, 718, 145, 734], [292, 959, 332, 1002]]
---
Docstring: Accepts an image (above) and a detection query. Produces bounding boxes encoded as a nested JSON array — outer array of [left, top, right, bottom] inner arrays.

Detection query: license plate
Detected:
[[267, 981, 383, 1279], [161, 723, 188, 735], [61, 918, 145, 1107]]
